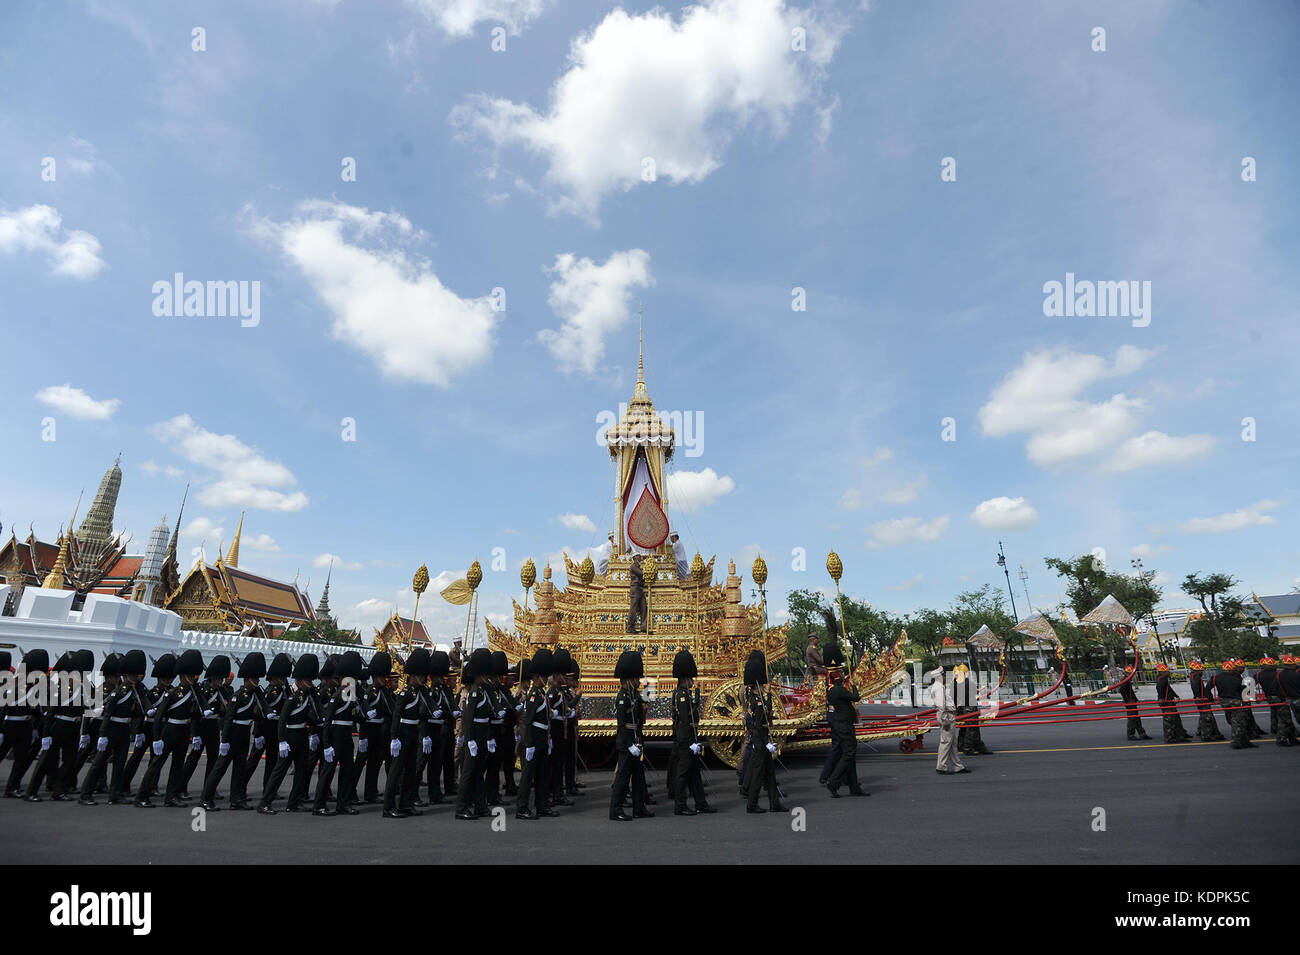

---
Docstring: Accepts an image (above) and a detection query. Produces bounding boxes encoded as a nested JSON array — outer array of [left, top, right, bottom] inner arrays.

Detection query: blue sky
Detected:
[[1, 0, 1297, 640]]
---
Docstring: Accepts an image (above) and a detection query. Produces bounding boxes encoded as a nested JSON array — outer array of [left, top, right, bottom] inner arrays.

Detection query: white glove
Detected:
[[40, 735, 52, 750], [134, 733, 145, 749], [452, 709, 461, 718], [309, 734, 320, 751], [324, 746, 335, 763], [515, 703, 523, 712], [146, 707, 157, 718], [203, 709, 214, 719], [525, 746, 535, 761], [219, 742, 230, 756], [80, 734, 90, 748], [152, 740, 164, 756], [191, 736, 203, 751], [278, 742, 290, 758], [390, 739, 402, 757], [689, 743, 702, 755], [366, 709, 377, 719], [253, 736, 265, 750], [628, 744, 642, 758], [96, 737, 108, 752], [456, 735, 465, 748], [567, 709, 576, 719], [766, 742, 777, 754], [497, 709, 507, 719], [548, 739, 553, 754], [468, 740, 478, 757], [432, 709, 443, 718], [487, 738, 498, 753], [357, 738, 368, 754]]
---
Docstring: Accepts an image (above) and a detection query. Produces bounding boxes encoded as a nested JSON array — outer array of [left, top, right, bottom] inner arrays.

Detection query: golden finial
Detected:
[[634, 303, 647, 399], [728, 557, 736, 576], [752, 553, 768, 588], [578, 555, 595, 586], [467, 559, 483, 590], [690, 551, 707, 585], [215, 539, 225, 568], [521, 558, 537, 591], [226, 511, 244, 568], [543, 561, 552, 581], [826, 549, 843, 582], [412, 564, 430, 595], [642, 554, 658, 584], [42, 496, 80, 589]]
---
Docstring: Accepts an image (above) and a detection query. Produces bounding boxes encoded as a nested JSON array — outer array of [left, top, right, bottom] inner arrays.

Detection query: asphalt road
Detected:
[[3, 710, 1296, 865]]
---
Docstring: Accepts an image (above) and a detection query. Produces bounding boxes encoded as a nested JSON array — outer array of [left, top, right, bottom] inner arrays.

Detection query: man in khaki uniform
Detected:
[[929, 667, 969, 775]]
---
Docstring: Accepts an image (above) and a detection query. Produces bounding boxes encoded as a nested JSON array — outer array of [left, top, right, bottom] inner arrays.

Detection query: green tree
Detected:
[[1045, 553, 1163, 665], [1183, 572, 1278, 662], [781, 588, 899, 675]]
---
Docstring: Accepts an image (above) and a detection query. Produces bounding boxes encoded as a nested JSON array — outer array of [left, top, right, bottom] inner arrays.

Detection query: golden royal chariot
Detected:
[[378, 334, 920, 767]]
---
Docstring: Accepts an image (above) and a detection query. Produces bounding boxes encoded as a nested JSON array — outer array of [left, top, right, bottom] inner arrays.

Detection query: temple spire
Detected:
[[634, 303, 647, 399], [315, 560, 334, 623], [226, 511, 244, 568], [166, 484, 189, 560], [43, 494, 81, 589]]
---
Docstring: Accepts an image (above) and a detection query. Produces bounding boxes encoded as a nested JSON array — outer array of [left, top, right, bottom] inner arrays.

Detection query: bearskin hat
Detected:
[[404, 647, 432, 678], [672, 649, 698, 680], [364, 651, 393, 678], [338, 650, 364, 681], [268, 652, 293, 679], [551, 647, 572, 675], [292, 653, 320, 681], [177, 649, 205, 677], [531, 648, 554, 678], [466, 647, 492, 684], [151, 653, 175, 679], [121, 649, 147, 677], [72, 649, 95, 672], [614, 650, 644, 680], [238, 652, 267, 680], [0, 651, 9, 671], [428, 650, 450, 677], [319, 655, 341, 680], [491, 650, 509, 677], [205, 655, 232, 680], [23, 648, 49, 672], [518, 658, 532, 683], [743, 650, 768, 687], [100, 653, 121, 677], [823, 641, 846, 669]]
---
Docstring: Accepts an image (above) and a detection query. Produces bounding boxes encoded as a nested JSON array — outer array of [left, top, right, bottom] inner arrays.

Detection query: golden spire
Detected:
[[226, 511, 244, 568], [634, 303, 647, 399], [43, 495, 82, 589]]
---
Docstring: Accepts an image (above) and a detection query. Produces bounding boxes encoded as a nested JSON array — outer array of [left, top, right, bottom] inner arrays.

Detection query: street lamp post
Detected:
[[997, 542, 1033, 694]]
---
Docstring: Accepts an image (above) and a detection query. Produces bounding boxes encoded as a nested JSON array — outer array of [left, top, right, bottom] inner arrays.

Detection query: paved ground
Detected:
[[3, 710, 1296, 864]]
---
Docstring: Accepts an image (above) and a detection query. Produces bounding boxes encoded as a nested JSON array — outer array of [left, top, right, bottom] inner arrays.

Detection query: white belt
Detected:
[[110, 716, 131, 724], [286, 723, 307, 729], [4, 715, 30, 721], [472, 717, 489, 723], [233, 719, 253, 725], [489, 719, 503, 725], [427, 719, 445, 725], [366, 718, 384, 724], [55, 715, 79, 722], [331, 721, 353, 727], [531, 720, 549, 729], [400, 718, 420, 725], [167, 718, 191, 724]]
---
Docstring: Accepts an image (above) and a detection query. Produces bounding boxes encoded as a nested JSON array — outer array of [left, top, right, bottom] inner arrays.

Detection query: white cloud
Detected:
[[256, 200, 499, 387], [557, 512, 597, 534], [879, 477, 926, 505], [979, 345, 1158, 465], [141, 459, 160, 475], [862, 447, 893, 467], [541, 249, 652, 374], [408, 0, 550, 37], [867, 515, 950, 549], [35, 383, 120, 421], [970, 496, 1039, 531], [152, 414, 309, 512], [666, 468, 736, 511], [314, 552, 365, 571], [0, 205, 105, 279], [1105, 431, 1215, 471], [450, 0, 847, 218], [244, 533, 279, 552], [838, 488, 864, 511], [889, 573, 923, 592], [182, 517, 225, 552], [1130, 543, 1171, 559], [1178, 500, 1279, 534]]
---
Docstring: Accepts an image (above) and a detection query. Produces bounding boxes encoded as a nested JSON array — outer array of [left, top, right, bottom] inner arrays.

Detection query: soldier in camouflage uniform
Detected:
[[1214, 659, 1255, 750], [1189, 661, 1224, 741]]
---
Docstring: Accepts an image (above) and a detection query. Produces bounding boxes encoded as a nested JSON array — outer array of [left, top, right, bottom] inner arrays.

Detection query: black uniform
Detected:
[[743, 687, 783, 812], [2, 650, 47, 798], [1214, 669, 1255, 749], [121, 654, 176, 796], [1155, 671, 1189, 743], [1189, 669, 1225, 741], [312, 650, 364, 815], [1278, 664, 1300, 746], [200, 657, 264, 811], [516, 674, 552, 818], [257, 655, 322, 813], [181, 659, 233, 795], [1118, 675, 1150, 740], [355, 679, 394, 803], [136, 651, 205, 807], [669, 683, 710, 813], [608, 682, 648, 818], [79, 657, 148, 805], [456, 687, 491, 818], [825, 680, 864, 795], [1259, 664, 1295, 746], [25, 653, 90, 801], [419, 679, 453, 803]]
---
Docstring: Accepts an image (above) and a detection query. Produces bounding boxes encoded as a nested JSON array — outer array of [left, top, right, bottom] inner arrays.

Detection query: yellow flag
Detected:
[[440, 578, 474, 605]]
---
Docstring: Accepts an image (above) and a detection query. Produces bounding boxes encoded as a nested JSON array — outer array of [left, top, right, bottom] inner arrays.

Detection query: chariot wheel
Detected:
[[702, 678, 749, 769]]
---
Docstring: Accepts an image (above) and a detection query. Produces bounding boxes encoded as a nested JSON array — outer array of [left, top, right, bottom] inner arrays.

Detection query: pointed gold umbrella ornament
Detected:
[[577, 554, 595, 639], [642, 554, 658, 636], [407, 563, 429, 651], [827, 549, 849, 664], [752, 553, 770, 663], [521, 557, 537, 612], [464, 558, 483, 648]]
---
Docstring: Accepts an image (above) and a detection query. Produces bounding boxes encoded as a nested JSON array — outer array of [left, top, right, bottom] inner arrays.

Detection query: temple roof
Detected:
[[605, 324, 675, 455]]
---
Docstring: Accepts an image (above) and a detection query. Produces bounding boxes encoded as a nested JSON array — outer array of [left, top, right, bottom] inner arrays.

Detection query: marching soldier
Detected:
[[516, 648, 556, 820], [383, 647, 431, 819], [199, 652, 265, 810], [455, 648, 493, 820], [1241, 660, 1265, 740], [1189, 661, 1225, 741], [609, 650, 650, 821], [256, 653, 321, 813], [419, 650, 454, 805], [1118, 665, 1150, 740], [353, 651, 394, 803], [438, 652, 459, 800], [1278, 654, 1300, 746], [313, 650, 364, 816], [3, 649, 47, 799], [669, 649, 713, 815], [817, 641, 845, 785], [76, 653, 120, 787], [79, 649, 148, 805], [26, 650, 93, 802], [742, 650, 783, 812], [135, 648, 205, 807], [1213, 658, 1255, 749], [120, 652, 174, 797], [484, 651, 510, 806], [549, 648, 573, 806], [179, 655, 232, 797], [1258, 655, 1294, 747], [825, 653, 866, 797], [565, 660, 583, 796], [247, 653, 291, 800], [1154, 662, 1189, 743]]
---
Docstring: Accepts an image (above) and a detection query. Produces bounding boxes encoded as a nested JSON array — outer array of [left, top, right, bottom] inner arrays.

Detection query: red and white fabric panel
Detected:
[[623, 454, 668, 553]]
